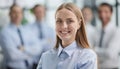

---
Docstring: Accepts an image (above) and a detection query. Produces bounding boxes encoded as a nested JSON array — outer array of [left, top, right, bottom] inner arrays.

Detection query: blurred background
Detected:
[[0, 0, 120, 69], [0, 0, 119, 28]]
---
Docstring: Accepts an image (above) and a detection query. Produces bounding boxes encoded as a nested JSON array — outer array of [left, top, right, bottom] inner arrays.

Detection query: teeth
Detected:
[[61, 32, 68, 34], [60, 31, 70, 34]]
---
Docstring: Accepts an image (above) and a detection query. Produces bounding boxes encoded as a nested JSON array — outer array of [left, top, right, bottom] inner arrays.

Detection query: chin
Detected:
[[60, 36, 71, 41]]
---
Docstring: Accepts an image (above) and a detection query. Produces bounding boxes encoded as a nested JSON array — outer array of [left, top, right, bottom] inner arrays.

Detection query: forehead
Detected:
[[11, 6, 22, 12], [56, 8, 77, 19], [82, 9, 92, 15], [83, 8, 92, 12], [34, 6, 44, 10], [99, 6, 111, 12]]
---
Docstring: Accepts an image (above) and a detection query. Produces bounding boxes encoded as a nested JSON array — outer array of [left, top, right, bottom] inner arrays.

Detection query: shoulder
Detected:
[[22, 23, 36, 32], [86, 25, 96, 33], [78, 48, 97, 61], [23, 23, 36, 29], [112, 28, 120, 41], [41, 48, 58, 58], [0, 25, 12, 41], [75, 48, 97, 65], [84, 48, 96, 57], [76, 48, 98, 68], [0, 25, 11, 35], [43, 48, 57, 55], [108, 23, 117, 31], [42, 24, 54, 30], [43, 25, 55, 34]]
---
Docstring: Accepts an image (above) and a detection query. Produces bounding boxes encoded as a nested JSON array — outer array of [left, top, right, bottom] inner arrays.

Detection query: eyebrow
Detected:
[[66, 18, 73, 20], [56, 17, 73, 20]]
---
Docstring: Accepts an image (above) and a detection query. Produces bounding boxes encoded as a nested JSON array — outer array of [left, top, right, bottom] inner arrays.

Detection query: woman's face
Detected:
[[55, 8, 80, 42]]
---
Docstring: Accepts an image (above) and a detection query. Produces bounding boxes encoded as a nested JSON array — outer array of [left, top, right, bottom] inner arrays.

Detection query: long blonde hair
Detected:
[[55, 3, 90, 49]]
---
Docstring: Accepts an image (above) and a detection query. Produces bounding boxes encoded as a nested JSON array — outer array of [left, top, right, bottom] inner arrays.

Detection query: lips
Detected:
[[59, 31, 71, 36]]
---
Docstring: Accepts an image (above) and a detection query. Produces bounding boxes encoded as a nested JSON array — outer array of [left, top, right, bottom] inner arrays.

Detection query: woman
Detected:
[[37, 3, 97, 69]]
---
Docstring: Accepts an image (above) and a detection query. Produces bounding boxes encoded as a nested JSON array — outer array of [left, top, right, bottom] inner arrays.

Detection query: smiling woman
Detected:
[[55, 8, 81, 48], [55, 3, 89, 49], [37, 3, 97, 69]]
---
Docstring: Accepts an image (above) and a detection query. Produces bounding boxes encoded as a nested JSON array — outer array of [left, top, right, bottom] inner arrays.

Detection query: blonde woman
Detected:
[[37, 3, 97, 69]]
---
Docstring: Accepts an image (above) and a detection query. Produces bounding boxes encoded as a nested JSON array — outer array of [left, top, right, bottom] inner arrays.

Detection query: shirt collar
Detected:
[[35, 20, 45, 27], [102, 22, 116, 33], [10, 23, 22, 30], [36, 19, 45, 24], [57, 41, 78, 57]]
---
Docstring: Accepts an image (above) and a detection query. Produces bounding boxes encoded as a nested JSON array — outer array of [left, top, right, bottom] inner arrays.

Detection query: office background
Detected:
[[0, 0, 120, 69]]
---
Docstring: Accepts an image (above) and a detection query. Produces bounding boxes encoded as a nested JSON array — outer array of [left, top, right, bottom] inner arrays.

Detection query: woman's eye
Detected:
[[56, 20, 62, 23], [67, 20, 74, 23]]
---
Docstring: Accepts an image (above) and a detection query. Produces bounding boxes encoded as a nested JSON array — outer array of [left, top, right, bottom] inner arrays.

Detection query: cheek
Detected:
[[106, 13, 111, 18], [55, 25, 60, 33], [70, 24, 79, 33], [74, 27, 78, 33], [12, 14, 16, 18], [19, 14, 23, 18]]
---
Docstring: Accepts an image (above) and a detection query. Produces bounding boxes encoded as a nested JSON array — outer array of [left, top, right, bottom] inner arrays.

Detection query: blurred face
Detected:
[[9, 6, 23, 25], [98, 6, 112, 25], [55, 8, 80, 43], [33, 6, 45, 21], [82, 8, 93, 23]]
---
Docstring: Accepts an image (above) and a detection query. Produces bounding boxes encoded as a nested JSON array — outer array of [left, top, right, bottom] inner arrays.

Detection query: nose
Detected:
[[62, 22, 68, 29]]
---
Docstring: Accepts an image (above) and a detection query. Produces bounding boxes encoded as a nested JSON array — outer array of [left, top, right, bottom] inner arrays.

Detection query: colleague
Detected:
[[82, 6, 96, 47], [0, 4, 41, 69], [28, 4, 56, 69], [37, 3, 97, 69], [94, 3, 118, 69]]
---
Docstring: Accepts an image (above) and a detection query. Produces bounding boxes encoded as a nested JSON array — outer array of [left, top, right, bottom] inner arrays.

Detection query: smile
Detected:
[[60, 31, 71, 34]]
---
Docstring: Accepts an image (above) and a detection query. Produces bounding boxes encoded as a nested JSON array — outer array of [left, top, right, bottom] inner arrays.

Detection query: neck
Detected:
[[12, 22, 21, 27], [36, 19, 43, 23], [102, 21, 109, 28], [62, 39, 75, 48], [36, 18, 44, 22]]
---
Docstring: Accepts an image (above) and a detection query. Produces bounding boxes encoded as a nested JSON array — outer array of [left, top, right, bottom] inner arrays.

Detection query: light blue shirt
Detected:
[[37, 41, 97, 69], [28, 21, 56, 63], [0, 23, 41, 69]]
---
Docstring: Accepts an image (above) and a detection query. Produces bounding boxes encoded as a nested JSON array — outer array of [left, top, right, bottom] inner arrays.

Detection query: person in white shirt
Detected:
[[82, 6, 96, 47], [94, 3, 118, 69], [28, 4, 56, 69], [0, 4, 41, 69], [37, 3, 97, 69]]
